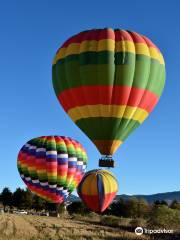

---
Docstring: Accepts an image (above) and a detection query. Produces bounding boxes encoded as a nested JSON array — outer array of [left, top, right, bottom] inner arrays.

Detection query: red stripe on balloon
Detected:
[[58, 86, 159, 113], [60, 29, 156, 48], [82, 195, 100, 212], [101, 192, 117, 212], [36, 158, 46, 170], [47, 162, 57, 172], [62, 29, 115, 47]]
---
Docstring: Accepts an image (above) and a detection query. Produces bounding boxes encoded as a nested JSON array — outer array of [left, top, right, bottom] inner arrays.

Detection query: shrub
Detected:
[[100, 215, 131, 228], [71, 212, 100, 224], [129, 218, 146, 228], [100, 215, 120, 227], [148, 205, 180, 230]]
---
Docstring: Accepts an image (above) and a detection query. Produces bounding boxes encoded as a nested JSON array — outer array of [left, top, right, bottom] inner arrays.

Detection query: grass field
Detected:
[[0, 213, 150, 240]]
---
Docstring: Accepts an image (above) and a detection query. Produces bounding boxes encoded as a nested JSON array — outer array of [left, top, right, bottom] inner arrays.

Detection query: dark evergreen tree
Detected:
[[1, 187, 13, 211]]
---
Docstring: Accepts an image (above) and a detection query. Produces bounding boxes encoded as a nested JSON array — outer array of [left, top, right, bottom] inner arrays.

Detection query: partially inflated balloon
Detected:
[[77, 169, 118, 212], [17, 136, 87, 203], [52, 28, 165, 163]]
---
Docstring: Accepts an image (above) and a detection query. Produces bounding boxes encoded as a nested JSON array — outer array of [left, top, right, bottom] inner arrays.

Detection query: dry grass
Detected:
[[0, 213, 150, 240]]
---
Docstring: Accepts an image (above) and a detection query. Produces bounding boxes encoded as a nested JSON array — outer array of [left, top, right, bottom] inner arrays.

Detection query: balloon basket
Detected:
[[99, 156, 115, 168]]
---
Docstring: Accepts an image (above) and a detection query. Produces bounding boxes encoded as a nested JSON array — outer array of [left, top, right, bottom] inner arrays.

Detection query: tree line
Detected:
[[0, 187, 47, 212], [0, 187, 180, 219]]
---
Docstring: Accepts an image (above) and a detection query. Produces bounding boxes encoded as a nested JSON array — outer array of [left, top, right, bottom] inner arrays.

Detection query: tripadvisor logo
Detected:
[[135, 227, 143, 235], [135, 227, 174, 235]]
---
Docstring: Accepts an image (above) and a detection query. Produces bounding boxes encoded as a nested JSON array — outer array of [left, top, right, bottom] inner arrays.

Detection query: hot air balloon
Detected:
[[77, 169, 118, 212], [52, 28, 165, 167], [17, 136, 87, 204]]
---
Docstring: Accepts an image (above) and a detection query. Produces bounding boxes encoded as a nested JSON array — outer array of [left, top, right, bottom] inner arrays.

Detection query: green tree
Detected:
[[137, 198, 150, 218], [106, 198, 150, 219], [12, 188, 33, 209], [107, 198, 127, 217], [23, 189, 33, 209], [148, 205, 180, 229], [125, 198, 139, 218], [1, 187, 13, 211], [154, 200, 168, 206], [154, 200, 161, 205], [12, 188, 26, 209], [170, 200, 180, 210], [67, 201, 90, 215], [160, 200, 168, 205], [32, 195, 46, 211]]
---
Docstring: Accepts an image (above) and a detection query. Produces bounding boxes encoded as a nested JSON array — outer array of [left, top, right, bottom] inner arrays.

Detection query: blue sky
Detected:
[[0, 0, 179, 195]]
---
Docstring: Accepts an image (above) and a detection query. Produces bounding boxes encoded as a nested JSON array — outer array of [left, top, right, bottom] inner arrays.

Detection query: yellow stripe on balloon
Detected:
[[158, 53, 165, 65], [101, 173, 118, 194], [135, 43, 149, 56], [47, 173, 57, 177], [149, 47, 165, 65], [28, 167, 36, 172], [37, 170, 46, 175], [53, 39, 164, 65], [115, 40, 135, 53], [67, 105, 149, 123], [81, 173, 98, 195]]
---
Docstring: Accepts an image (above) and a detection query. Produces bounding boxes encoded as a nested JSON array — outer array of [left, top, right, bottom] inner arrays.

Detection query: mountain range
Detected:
[[68, 191, 180, 204]]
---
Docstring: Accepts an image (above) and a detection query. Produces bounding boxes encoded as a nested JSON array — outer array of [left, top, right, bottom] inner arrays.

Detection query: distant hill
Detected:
[[69, 191, 180, 204], [115, 191, 180, 204]]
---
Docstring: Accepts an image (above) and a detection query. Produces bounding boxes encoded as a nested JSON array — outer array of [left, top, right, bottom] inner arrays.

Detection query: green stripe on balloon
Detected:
[[53, 57, 165, 97], [75, 117, 140, 141], [55, 51, 156, 65], [56, 142, 67, 152], [38, 174, 47, 181], [48, 176, 57, 182], [57, 179, 66, 185]]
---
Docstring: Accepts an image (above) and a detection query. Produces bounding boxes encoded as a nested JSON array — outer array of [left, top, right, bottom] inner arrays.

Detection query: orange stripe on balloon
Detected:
[[93, 140, 122, 155]]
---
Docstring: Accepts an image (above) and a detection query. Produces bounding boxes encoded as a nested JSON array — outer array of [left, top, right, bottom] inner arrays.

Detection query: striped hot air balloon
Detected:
[[52, 28, 165, 167], [77, 169, 118, 213], [17, 136, 87, 203]]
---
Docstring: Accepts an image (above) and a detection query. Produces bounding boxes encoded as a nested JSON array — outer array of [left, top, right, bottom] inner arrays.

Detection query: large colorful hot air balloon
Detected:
[[17, 136, 87, 203], [52, 28, 165, 167], [77, 169, 118, 212]]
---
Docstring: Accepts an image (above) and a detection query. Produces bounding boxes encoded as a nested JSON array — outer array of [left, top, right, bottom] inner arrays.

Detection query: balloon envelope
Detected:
[[52, 28, 165, 157], [77, 169, 118, 212], [17, 136, 87, 203]]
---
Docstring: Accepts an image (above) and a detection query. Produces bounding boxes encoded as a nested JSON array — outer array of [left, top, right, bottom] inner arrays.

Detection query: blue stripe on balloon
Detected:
[[42, 185, 49, 190], [46, 154, 57, 159], [97, 173, 105, 211], [36, 151, 46, 158], [57, 158, 67, 164], [77, 165, 83, 171], [68, 161, 77, 167], [28, 148, 36, 155], [77, 175, 85, 200], [49, 188, 57, 193]]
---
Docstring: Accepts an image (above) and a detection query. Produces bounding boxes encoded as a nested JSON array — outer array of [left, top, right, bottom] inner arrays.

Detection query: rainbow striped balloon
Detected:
[[52, 28, 165, 157], [77, 169, 118, 212], [17, 136, 87, 203]]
